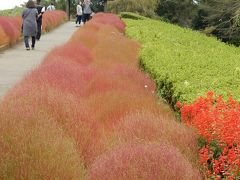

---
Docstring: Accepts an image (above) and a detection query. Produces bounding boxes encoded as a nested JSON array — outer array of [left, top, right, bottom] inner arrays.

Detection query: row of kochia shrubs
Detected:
[[0, 13, 202, 179], [0, 10, 67, 47], [122, 12, 240, 179]]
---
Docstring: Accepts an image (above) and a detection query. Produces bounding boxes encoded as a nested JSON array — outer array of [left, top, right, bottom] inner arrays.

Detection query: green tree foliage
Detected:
[[193, 0, 240, 46], [107, 0, 158, 18], [155, 0, 198, 27]]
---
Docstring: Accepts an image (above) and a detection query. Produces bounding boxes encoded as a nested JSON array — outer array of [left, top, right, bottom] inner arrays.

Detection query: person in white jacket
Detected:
[[75, 1, 83, 27], [47, 3, 55, 11]]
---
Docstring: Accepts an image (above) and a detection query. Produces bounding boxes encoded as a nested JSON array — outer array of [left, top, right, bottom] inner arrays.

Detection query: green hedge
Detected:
[[0, 7, 24, 16], [120, 12, 147, 20], [123, 13, 240, 109]]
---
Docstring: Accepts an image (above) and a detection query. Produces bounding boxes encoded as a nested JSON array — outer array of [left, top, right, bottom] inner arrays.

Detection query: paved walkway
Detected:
[[0, 22, 77, 99]]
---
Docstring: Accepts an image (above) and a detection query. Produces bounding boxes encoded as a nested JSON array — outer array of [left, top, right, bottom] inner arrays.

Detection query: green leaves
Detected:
[[124, 13, 240, 105]]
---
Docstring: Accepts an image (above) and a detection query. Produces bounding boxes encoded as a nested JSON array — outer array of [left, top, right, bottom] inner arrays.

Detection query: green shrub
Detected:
[[0, 7, 24, 16], [120, 12, 147, 20], [107, 0, 158, 18], [123, 13, 240, 108]]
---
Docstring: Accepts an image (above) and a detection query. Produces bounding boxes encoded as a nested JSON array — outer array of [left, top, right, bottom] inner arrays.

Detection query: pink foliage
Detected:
[[0, 16, 21, 44], [43, 43, 93, 66], [0, 12, 201, 178], [90, 26, 140, 69], [83, 65, 155, 96], [89, 142, 201, 180], [0, 94, 86, 179], [0, 26, 9, 45], [42, 10, 67, 32], [2, 82, 103, 166], [24, 58, 94, 97], [111, 112, 198, 165], [91, 13, 126, 32], [85, 90, 168, 131]]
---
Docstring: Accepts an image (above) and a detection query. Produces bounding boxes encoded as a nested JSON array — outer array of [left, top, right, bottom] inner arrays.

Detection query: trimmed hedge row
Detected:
[[122, 13, 240, 109]]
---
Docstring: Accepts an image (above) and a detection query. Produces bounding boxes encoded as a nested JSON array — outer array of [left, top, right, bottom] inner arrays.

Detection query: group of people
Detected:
[[75, 0, 93, 27], [22, 0, 55, 50], [22, 0, 95, 51]]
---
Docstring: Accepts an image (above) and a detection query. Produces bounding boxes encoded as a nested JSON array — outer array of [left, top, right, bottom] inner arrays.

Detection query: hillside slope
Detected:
[[123, 13, 240, 106]]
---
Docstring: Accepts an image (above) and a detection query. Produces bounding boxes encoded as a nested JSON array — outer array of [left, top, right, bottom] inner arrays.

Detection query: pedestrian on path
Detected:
[[82, 0, 93, 24], [75, 1, 83, 27], [36, 0, 45, 40], [47, 2, 55, 11], [22, 0, 38, 50]]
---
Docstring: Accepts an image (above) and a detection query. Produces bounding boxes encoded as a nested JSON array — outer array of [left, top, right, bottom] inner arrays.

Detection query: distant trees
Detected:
[[155, 0, 198, 27], [107, 0, 158, 18], [193, 0, 240, 46], [40, 0, 240, 46]]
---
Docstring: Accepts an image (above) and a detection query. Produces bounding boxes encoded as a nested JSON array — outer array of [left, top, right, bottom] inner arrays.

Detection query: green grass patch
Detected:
[[120, 12, 147, 20], [123, 13, 240, 108], [0, 7, 24, 16]]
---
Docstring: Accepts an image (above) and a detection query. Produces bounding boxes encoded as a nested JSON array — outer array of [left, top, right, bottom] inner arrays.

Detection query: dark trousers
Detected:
[[36, 21, 42, 40], [24, 36, 36, 48], [76, 15, 82, 24], [83, 13, 91, 23]]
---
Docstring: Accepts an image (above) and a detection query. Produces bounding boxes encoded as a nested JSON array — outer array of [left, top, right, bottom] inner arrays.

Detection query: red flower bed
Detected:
[[178, 92, 240, 179]]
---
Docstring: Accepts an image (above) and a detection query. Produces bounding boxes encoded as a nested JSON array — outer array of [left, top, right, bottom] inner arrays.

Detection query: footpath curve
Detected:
[[0, 22, 77, 99]]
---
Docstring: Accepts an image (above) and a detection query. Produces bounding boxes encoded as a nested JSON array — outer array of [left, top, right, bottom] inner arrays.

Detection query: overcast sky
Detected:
[[0, 0, 27, 10]]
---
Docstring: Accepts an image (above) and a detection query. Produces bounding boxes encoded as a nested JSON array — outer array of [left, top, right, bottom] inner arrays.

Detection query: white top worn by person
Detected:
[[77, 2, 83, 16], [47, 3, 55, 11]]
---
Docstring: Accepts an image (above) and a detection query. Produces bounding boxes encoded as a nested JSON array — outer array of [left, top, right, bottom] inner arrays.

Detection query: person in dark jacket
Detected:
[[22, 0, 38, 50], [36, 0, 45, 40]]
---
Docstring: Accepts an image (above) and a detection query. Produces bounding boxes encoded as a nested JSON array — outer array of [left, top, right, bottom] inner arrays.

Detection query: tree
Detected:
[[156, 0, 198, 27], [107, 0, 158, 18], [193, 0, 240, 46]]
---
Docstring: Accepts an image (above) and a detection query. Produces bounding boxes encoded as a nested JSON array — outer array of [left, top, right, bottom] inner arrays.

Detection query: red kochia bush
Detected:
[[69, 22, 115, 50], [90, 25, 140, 69], [42, 10, 67, 32], [83, 65, 156, 96], [2, 83, 103, 167], [0, 102, 86, 179], [0, 11, 65, 47], [25, 58, 95, 97], [179, 91, 240, 179], [0, 27, 10, 45], [88, 142, 201, 180], [43, 43, 93, 66], [109, 112, 198, 166], [0, 16, 21, 44], [91, 13, 126, 32], [85, 89, 173, 132]]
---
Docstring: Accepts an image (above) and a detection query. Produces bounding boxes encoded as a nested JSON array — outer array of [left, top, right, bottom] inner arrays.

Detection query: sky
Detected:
[[0, 0, 27, 10]]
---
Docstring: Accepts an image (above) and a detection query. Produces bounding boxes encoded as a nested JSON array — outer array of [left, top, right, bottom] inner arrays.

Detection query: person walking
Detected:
[[22, 0, 38, 50], [75, 1, 83, 27], [82, 0, 93, 24], [36, 0, 45, 40], [47, 2, 55, 11]]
